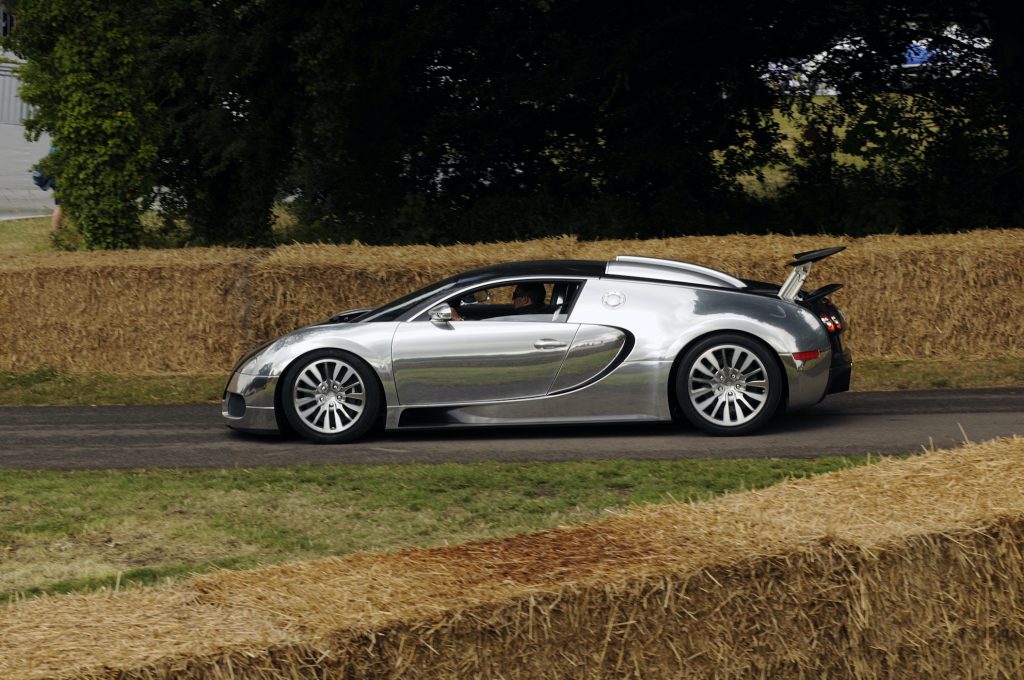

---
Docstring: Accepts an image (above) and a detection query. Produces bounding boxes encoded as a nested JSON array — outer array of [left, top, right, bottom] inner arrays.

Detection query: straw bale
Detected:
[[0, 231, 1021, 374], [0, 249, 265, 373], [246, 230, 1024, 362], [2, 437, 1024, 678]]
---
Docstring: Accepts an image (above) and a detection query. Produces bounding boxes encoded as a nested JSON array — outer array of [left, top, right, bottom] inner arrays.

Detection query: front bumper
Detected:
[[221, 372, 281, 433]]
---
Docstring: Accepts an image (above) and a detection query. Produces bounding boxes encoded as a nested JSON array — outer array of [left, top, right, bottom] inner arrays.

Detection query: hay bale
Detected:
[[0, 248, 263, 374], [2, 437, 1023, 678], [246, 230, 1024, 361], [0, 231, 1021, 374]]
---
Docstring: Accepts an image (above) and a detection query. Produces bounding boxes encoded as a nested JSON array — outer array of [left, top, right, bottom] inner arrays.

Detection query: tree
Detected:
[[286, 0, 818, 243], [7, 0, 1021, 248], [770, 0, 1022, 232], [146, 0, 308, 246], [6, 0, 307, 248], [6, 1, 159, 248]]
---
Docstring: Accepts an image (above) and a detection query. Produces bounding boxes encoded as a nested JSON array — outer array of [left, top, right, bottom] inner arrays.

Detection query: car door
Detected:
[[391, 320, 580, 405], [391, 280, 582, 405]]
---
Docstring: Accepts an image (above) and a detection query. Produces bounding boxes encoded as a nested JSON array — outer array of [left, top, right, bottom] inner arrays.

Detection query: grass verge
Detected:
[[0, 369, 225, 406], [852, 357, 1024, 391], [0, 358, 1020, 407], [0, 216, 53, 255], [1, 456, 876, 602]]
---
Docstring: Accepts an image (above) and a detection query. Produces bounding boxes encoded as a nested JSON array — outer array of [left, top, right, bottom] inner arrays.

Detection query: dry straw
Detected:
[[0, 231, 1021, 373], [2, 436, 1023, 678]]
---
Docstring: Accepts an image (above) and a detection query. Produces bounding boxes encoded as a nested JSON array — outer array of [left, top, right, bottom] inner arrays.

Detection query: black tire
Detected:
[[280, 349, 381, 444], [675, 333, 782, 436]]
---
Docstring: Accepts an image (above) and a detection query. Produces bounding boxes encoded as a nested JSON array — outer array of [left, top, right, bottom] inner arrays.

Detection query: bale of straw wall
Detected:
[[0, 231, 1021, 374], [0, 249, 264, 373], [1, 437, 1023, 679]]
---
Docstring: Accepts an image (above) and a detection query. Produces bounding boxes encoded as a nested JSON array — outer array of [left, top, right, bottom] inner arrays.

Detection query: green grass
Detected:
[[0, 456, 876, 602], [853, 357, 1024, 391], [0, 216, 54, 254], [0, 208, 300, 252], [0, 369, 225, 406]]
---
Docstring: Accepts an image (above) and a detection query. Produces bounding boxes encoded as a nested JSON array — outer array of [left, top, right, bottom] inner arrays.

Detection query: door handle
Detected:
[[534, 339, 568, 350]]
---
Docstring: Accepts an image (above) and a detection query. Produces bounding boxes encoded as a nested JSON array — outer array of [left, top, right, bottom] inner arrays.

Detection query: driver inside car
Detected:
[[451, 282, 546, 320]]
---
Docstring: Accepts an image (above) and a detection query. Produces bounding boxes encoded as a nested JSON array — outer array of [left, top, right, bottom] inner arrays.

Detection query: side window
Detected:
[[444, 280, 582, 322]]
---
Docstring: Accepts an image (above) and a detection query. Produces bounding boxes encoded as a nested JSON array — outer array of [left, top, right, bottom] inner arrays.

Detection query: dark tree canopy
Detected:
[[3, 0, 1022, 247]]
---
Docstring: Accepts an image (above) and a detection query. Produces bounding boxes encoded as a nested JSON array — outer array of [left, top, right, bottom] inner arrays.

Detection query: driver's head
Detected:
[[512, 283, 545, 309]]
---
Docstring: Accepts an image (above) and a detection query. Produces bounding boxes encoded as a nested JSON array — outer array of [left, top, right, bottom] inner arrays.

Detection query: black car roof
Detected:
[[455, 259, 606, 284]]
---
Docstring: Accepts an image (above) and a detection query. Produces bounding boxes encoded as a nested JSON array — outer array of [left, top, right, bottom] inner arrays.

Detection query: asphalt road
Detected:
[[0, 388, 1020, 470]]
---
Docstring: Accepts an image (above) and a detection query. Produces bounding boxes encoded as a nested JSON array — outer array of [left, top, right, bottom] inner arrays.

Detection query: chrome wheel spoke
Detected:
[[292, 357, 368, 434], [688, 344, 770, 428], [693, 360, 716, 379], [741, 390, 766, 404], [296, 396, 319, 411], [720, 398, 733, 425], [695, 393, 717, 411], [298, 369, 320, 391], [735, 392, 755, 413], [306, 403, 327, 426], [738, 351, 756, 374]]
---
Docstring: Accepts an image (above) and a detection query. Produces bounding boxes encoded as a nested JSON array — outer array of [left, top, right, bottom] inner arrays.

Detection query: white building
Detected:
[[0, 2, 54, 218], [1, 0, 32, 126]]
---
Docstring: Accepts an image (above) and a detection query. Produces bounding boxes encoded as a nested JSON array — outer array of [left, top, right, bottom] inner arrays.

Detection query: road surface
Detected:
[[0, 388, 1020, 470]]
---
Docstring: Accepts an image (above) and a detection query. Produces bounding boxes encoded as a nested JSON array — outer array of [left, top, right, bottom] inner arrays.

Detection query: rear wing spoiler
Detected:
[[778, 246, 845, 302]]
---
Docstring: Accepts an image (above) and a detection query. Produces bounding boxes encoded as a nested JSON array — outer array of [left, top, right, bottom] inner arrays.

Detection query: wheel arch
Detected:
[[667, 329, 790, 421], [273, 347, 389, 435]]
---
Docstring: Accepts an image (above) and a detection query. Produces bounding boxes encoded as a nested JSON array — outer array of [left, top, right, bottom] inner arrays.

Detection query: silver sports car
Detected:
[[223, 247, 852, 443]]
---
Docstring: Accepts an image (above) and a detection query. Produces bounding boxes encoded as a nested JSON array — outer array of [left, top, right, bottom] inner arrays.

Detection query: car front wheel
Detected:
[[280, 349, 381, 444], [676, 334, 782, 436]]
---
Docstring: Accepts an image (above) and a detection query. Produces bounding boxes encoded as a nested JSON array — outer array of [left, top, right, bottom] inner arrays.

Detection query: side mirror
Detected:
[[428, 304, 453, 323]]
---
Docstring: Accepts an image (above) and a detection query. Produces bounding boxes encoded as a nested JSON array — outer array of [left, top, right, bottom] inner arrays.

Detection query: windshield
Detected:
[[357, 275, 462, 322]]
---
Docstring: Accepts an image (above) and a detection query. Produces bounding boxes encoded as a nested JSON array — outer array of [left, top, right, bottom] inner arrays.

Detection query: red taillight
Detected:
[[819, 314, 836, 332], [793, 350, 820, 361]]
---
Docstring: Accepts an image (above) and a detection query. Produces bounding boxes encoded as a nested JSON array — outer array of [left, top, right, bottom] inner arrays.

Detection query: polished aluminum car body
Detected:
[[223, 250, 852, 442]]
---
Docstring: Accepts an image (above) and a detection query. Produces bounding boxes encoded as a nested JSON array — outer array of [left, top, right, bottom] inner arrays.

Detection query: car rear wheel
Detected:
[[280, 349, 381, 444], [676, 334, 782, 436]]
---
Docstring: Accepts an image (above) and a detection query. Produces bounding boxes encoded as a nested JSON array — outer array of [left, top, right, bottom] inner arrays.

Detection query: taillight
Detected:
[[819, 313, 842, 332], [792, 350, 820, 361]]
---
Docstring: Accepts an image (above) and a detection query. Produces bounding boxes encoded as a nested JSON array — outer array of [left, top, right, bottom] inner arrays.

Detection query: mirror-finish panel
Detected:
[[392, 321, 579, 404], [390, 360, 672, 428], [549, 325, 629, 393]]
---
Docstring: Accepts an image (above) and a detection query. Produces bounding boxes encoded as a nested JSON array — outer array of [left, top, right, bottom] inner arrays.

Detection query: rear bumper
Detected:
[[827, 346, 853, 395], [782, 344, 852, 410], [782, 350, 831, 410]]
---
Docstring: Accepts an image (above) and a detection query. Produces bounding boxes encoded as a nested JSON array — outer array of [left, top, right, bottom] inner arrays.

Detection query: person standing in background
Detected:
[[32, 144, 62, 234]]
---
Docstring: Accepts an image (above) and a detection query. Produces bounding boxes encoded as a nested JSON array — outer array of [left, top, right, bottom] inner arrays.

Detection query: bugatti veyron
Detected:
[[223, 248, 852, 443]]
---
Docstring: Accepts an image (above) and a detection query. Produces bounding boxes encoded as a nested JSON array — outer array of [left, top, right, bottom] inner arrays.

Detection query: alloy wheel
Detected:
[[291, 357, 367, 434], [686, 344, 770, 428]]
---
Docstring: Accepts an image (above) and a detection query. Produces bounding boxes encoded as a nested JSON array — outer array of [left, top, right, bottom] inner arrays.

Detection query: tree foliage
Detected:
[[6, 2, 159, 248], [766, 0, 1024, 232], [4, 0, 1023, 248], [144, 0, 306, 246]]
